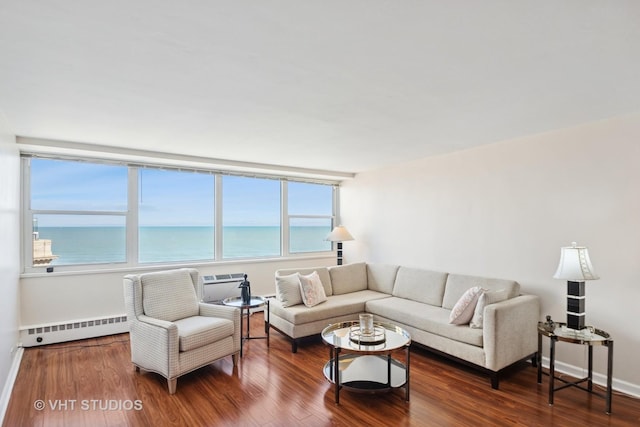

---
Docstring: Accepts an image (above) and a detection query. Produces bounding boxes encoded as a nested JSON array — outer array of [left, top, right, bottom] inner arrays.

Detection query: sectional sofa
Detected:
[[270, 262, 540, 389]]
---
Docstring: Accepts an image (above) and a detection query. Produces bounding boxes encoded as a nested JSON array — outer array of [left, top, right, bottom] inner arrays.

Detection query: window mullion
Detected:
[[30, 210, 126, 216], [282, 180, 289, 257], [22, 157, 34, 271], [215, 174, 223, 260], [127, 167, 139, 265]]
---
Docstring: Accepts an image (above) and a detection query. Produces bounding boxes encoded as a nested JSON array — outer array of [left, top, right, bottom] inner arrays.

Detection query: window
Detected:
[[23, 155, 337, 271], [138, 168, 215, 263], [287, 182, 333, 253], [222, 175, 281, 259], [29, 158, 128, 266]]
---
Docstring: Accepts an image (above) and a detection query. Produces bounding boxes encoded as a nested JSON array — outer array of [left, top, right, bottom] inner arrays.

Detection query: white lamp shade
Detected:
[[325, 226, 354, 242], [553, 242, 599, 281]]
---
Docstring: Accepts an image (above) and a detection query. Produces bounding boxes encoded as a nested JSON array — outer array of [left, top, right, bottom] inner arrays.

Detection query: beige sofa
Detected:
[[270, 262, 539, 389]]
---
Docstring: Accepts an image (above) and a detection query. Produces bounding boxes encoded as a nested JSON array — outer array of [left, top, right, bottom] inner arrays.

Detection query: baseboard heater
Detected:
[[19, 273, 257, 347], [20, 315, 128, 347]]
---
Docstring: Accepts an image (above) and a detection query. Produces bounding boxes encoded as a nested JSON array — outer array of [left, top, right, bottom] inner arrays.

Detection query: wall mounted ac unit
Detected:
[[200, 273, 245, 303]]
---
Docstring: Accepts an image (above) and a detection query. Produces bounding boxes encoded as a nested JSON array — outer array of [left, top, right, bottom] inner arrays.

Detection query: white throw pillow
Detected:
[[275, 273, 303, 307], [449, 286, 483, 325], [470, 289, 509, 329], [299, 271, 328, 307]]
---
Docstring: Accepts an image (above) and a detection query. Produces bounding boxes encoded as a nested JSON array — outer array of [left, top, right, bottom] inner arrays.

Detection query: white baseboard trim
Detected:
[[539, 356, 640, 399], [1, 347, 24, 425]]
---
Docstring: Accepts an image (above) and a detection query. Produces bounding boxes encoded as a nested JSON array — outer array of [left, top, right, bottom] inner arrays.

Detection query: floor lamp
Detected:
[[325, 226, 354, 265]]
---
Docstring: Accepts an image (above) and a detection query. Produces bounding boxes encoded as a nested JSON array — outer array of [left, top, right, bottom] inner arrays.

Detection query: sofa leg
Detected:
[[531, 353, 538, 367], [232, 353, 238, 366], [291, 340, 298, 353], [491, 373, 499, 390], [168, 378, 177, 394]]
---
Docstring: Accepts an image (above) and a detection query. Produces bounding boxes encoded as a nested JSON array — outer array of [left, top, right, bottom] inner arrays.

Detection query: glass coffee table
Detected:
[[321, 321, 411, 404]]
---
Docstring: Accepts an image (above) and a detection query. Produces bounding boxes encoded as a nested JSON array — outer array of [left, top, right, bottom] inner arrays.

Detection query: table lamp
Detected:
[[325, 226, 354, 265], [553, 242, 599, 330]]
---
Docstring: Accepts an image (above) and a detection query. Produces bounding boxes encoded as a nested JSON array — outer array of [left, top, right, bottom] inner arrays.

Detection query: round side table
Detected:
[[537, 321, 613, 414], [222, 296, 270, 357]]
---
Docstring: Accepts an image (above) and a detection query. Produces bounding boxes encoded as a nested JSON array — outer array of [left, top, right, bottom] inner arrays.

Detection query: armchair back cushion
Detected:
[[141, 269, 199, 322]]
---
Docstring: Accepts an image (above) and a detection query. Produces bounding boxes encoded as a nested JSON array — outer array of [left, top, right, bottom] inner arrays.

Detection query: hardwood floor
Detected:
[[4, 313, 640, 426]]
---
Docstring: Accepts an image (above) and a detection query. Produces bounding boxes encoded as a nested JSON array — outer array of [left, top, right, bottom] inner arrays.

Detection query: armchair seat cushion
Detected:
[[174, 316, 235, 352]]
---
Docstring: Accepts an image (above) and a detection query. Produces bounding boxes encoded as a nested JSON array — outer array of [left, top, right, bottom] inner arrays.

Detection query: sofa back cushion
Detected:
[[442, 274, 520, 310], [275, 267, 332, 296], [392, 267, 449, 306], [366, 264, 399, 294], [141, 269, 199, 322], [329, 262, 368, 295]]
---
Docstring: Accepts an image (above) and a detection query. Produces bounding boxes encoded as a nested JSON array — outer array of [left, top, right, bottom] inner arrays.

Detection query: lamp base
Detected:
[[566, 280, 586, 330], [566, 312, 585, 330]]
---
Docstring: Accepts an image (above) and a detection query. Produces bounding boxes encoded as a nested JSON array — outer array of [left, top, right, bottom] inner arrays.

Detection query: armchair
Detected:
[[123, 268, 240, 394]]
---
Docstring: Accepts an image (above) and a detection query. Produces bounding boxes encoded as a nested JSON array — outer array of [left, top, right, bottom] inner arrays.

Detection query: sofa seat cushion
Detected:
[[174, 316, 234, 352], [365, 297, 483, 347], [270, 290, 390, 325]]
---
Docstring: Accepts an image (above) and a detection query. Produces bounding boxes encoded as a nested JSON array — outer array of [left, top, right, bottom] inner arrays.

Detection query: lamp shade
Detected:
[[325, 226, 354, 242], [553, 242, 599, 281]]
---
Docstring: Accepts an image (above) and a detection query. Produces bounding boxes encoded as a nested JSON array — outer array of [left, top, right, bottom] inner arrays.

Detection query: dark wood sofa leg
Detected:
[[491, 373, 499, 390], [291, 339, 298, 353]]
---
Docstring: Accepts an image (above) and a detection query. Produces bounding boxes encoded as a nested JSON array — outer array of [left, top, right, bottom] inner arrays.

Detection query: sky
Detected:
[[30, 158, 333, 227]]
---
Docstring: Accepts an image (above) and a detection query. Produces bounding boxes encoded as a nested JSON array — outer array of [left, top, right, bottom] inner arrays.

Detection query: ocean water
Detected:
[[36, 226, 331, 265]]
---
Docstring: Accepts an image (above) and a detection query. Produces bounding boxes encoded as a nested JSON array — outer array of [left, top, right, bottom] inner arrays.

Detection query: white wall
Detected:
[[341, 112, 640, 391], [20, 257, 335, 326], [0, 116, 20, 414]]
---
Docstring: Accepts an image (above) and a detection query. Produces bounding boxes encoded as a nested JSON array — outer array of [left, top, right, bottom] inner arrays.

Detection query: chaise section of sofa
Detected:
[[270, 262, 540, 388], [269, 263, 390, 352]]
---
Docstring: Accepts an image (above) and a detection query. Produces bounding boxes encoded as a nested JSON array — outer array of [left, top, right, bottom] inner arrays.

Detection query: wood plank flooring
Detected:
[[4, 312, 640, 426]]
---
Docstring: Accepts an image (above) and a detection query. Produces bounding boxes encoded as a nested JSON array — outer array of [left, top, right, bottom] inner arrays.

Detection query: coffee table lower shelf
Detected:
[[323, 354, 407, 393]]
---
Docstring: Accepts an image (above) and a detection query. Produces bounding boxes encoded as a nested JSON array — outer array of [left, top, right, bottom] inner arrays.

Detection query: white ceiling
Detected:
[[1, 1, 639, 176]]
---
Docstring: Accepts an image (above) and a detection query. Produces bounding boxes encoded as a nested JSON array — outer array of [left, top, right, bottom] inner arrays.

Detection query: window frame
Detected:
[[21, 155, 338, 273]]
